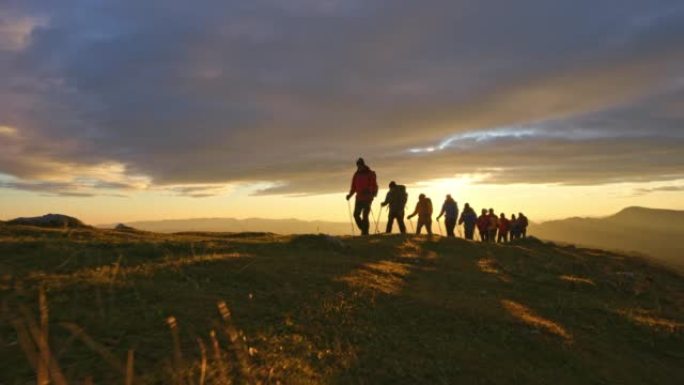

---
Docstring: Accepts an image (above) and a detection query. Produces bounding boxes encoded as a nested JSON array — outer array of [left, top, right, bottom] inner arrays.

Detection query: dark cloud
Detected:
[[1, 0, 683, 196]]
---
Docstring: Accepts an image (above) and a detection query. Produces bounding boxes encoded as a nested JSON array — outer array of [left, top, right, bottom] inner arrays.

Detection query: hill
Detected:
[[1, 225, 683, 384], [102, 217, 355, 235], [533, 207, 684, 272], [7, 213, 90, 229]]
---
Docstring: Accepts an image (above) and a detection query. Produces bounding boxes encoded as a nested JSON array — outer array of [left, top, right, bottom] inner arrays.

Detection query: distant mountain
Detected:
[[6, 213, 90, 229], [533, 207, 684, 272], [102, 217, 357, 235]]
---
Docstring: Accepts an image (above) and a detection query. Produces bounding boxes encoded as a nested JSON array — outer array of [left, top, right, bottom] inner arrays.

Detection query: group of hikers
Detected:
[[345, 158, 529, 241]]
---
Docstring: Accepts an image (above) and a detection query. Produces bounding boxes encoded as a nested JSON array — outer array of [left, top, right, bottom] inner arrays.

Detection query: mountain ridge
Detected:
[[533, 206, 684, 272]]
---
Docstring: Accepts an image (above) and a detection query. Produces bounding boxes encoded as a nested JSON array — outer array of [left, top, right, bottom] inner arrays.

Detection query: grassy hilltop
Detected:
[[0, 225, 683, 384]]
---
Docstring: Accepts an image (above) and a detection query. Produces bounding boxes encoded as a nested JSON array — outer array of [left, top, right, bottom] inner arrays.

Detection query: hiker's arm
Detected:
[[346, 175, 356, 200], [436, 204, 445, 219], [381, 191, 390, 206], [407, 204, 419, 218]]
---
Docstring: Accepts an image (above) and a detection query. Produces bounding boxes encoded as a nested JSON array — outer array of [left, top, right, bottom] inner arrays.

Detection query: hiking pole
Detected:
[[437, 219, 443, 236], [374, 206, 384, 234], [346, 200, 356, 236], [408, 217, 415, 233]]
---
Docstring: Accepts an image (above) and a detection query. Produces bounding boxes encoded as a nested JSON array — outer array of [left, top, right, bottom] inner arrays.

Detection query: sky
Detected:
[[1, 0, 683, 225]]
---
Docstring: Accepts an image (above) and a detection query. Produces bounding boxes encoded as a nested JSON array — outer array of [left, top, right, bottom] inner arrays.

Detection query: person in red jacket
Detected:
[[476, 209, 489, 242], [487, 208, 499, 243], [497, 213, 510, 243], [346, 158, 378, 235]]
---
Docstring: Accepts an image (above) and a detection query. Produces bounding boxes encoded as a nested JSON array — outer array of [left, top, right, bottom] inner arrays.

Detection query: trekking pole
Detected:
[[346, 200, 356, 236], [437, 219, 443, 236], [374, 206, 384, 234], [408, 217, 415, 233]]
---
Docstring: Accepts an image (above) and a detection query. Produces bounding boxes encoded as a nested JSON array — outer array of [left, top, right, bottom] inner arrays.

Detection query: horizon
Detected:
[[2, 1, 684, 225]]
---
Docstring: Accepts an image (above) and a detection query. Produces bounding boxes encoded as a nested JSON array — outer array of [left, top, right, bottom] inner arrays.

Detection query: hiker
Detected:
[[487, 209, 498, 243], [380, 181, 408, 234], [458, 203, 478, 240], [346, 158, 378, 235], [497, 213, 510, 243], [407, 194, 433, 235], [476, 209, 489, 242], [436, 194, 459, 237], [518, 212, 529, 238], [510, 214, 519, 240]]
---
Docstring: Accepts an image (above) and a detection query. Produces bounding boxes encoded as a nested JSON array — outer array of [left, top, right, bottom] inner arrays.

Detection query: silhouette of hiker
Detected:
[[487, 209, 498, 243], [518, 212, 529, 238], [477, 209, 489, 242], [436, 194, 458, 237], [346, 158, 378, 235], [510, 214, 519, 240], [458, 203, 477, 240], [497, 213, 510, 243], [381, 181, 408, 234], [407, 194, 433, 235]]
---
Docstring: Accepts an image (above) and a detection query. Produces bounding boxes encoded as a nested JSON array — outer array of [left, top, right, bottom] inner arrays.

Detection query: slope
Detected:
[[0, 225, 682, 384]]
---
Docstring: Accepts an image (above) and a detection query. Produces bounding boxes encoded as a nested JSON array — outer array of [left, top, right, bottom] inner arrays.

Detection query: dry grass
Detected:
[[1, 226, 683, 384], [501, 299, 573, 342], [559, 275, 596, 286], [617, 308, 684, 334]]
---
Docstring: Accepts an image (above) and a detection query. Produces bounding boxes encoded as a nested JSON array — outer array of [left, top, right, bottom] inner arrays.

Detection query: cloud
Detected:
[[0, 181, 130, 198], [0, 0, 683, 196], [634, 185, 684, 195], [166, 184, 235, 198]]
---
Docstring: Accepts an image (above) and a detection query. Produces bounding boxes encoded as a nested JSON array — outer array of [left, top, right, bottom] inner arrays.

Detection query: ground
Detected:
[[0, 225, 683, 384]]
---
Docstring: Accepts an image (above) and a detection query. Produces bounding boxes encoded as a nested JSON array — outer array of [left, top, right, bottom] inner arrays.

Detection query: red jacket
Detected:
[[350, 166, 378, 202], [476, 215, 489, 232], [498, 218, 510, 233]]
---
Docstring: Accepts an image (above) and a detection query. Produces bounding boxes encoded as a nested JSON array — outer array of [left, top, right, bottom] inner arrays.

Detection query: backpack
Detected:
[[398, 185, 408, 207], [353, 168, 378, 199]]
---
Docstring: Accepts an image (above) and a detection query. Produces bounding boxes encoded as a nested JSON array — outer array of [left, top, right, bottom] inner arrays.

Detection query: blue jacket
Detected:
[[439, 200, 459, 220], [459, 209, 478, 227]]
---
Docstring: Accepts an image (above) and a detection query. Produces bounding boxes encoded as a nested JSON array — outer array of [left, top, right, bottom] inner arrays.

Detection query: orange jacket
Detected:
[[410, 198, 433, 218]]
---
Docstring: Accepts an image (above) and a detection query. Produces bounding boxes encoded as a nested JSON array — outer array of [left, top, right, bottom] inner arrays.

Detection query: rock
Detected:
[[6, 214, 89, 229], [114, 223, 138, 232]]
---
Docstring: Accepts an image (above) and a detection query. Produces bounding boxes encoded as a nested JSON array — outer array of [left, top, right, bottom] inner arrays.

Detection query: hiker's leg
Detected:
[[397, 211, 406, 234], [446, 218, 456, 237], [361, 202, 371, 235], [466, 226, 474, 240], [386, 212, 394, 233], [353, 201, 365, 233]]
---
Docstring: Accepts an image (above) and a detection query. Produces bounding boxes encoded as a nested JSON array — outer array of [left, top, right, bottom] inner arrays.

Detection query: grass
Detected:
[[0, 224, 683, 384]]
